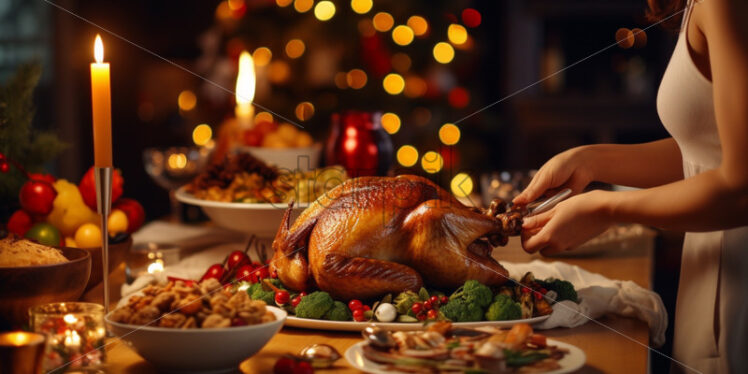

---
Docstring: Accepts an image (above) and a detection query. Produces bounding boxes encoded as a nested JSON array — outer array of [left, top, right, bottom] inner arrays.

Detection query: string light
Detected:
[[381, 112, 401, 134], [383, 73, 405, 95], [177, 90, 197, 111], [438, 123, 461, 145], [433, 42, 455, 64], [252, 47, 272, 67], [421, 151, 444, 174], [346, 69, 368, 89], [447, 24, 468, 45], [451, 173, 474, 197], [285, 39, 306, 58], [314, 1, 336, 21], [373, 12, 394, 32], [294, 0, 314, 13], [397, 145, 419, 167], [276, 0, 293, 7], [192, 124, 212, 146], [350, 0, 372, 14], [407, 15, 429, 36], [392, 25, 415, 46], [295, 102, 315, 121]]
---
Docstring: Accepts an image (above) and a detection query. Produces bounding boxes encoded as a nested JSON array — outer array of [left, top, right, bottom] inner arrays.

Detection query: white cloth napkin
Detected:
[[504, 260, 668, 347]]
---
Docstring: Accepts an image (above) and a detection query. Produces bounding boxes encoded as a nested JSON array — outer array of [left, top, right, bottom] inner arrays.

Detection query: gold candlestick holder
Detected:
[[94, 167, 112, 313]]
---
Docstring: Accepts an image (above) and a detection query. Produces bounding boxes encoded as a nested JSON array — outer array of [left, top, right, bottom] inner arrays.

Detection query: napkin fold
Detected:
[[504, 260, 667, 347]]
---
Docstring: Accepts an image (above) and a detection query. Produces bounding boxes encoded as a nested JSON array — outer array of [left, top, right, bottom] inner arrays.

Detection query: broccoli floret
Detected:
[[393, 290, 422, 315], [247, 283, 275, 305], [450, 280, 493, 308], [485, 294, 522, 321], [323, 301, 351, 321], [441, 298, 484, 322], [539, 279, 578, 303], [295, 291, 334, 319]]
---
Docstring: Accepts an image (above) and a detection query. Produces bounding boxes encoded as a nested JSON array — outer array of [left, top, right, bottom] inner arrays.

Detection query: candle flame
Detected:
[[94, 34, 104, 63], [235, 51, 255, 106]]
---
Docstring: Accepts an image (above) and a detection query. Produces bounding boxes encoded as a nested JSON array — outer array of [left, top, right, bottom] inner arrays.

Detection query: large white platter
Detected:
[[345, 338, 586, 374], [284, 314, 550, 332]]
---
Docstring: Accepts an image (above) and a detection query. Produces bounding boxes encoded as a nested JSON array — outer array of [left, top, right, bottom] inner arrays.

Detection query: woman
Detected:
[[514, 0, 748, 372]]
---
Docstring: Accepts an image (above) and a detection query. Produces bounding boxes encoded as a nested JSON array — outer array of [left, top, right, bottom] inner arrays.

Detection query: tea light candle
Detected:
[[0, 332, 46, 374]]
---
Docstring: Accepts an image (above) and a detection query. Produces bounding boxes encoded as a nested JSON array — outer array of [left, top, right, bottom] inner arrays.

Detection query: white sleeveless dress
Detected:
[[657, 2, 748, 373]]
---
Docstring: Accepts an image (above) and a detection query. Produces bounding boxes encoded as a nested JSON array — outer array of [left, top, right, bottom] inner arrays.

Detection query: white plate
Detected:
[[175, 187, 307, 237], [344, 338, 586, 374], [285, 314, 550, 332]]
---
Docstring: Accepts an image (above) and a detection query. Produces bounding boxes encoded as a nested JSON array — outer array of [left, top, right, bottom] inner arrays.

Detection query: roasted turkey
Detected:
[[270, 175, 524, 300]]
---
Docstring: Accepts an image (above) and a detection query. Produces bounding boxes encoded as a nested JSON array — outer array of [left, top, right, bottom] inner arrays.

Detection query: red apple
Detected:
[[79, 166, 124, 210], [19, 180, 57, 216], [6, 209, 33, 236], [113, 198, 145, 233]]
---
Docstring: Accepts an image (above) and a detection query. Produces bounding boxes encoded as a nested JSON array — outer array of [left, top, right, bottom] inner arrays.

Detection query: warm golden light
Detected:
[[63, 314, 78, 324], [268, 61, 291, 83], [404, 75, 427, 98], [397, 145, 419, 167], [392, 25, 415, 46], [314, 1, 336, 21], [391, 53, 411, 72], [451, 173, 474, 197], [167, 153, 188, 169], [407, 15, 429, 36], [381, 112, 401, 134], [421, 151, 444, 174], [350, 0, 372, 14], [439, 123, 461, 145], [334, 72, 348, 89], [448, 24, 468, 45], [236, 51, 256, 107], [177, 90, 197, 111], [373, 12, 394, 32], [253, 47, 272, 67], [192, 124, 213, 146], [294, 0, 314, 13], [0, 332, 44, 346], [346, 69, 368, 89], [358, 19, 376, 37], [228, 0, 245, 10], [295, 101, 315, 121], [383, 73, 405, 95], [285, 39, 306, 59], [94, 34, 104, 63], [255, 111, 274, 124], [433, 42, 455, 64], [147, 259, 164, 274], [276, 0, 293, 7]]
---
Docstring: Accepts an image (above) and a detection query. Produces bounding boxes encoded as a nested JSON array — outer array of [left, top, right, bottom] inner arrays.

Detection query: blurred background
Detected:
[[0, 1, 681, 369]]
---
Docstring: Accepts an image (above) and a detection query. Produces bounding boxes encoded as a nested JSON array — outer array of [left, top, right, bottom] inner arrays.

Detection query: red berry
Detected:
[[299, 292, 308, 297], [291, 296, 302, 307], [348, 299, 363, 311], [441, 295, 449, 305], [423, 301, 432, 310], [352, 309, 365, 322], [226, 250, 249, 270], [200, 264, 225, 282], [362, 305, 371, 312], [430, 295, 440, 306], [275, 290, 290, 306], [416, 312, 427, 321], [0, 161, 9, 173], [236, 264, 254, 282], [521, 287, 531, 294], [411, 302, 422, 314], [250, 266, 269, 282], [273, 356, 296, 374], [7, 209, 33, 236], [540, 288, 548, 294], [231, 318, 248, 326], [427, 309, 438, 320], [19, 180, 57, 216], [292, 361, 314, 374], [534, 291, 543, 300]]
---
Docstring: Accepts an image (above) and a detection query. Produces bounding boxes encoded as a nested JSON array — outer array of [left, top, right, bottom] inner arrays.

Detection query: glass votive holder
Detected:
[[29, 302, 106, 373], [0, 331, 46, 374], [125, 242, 181, 283]]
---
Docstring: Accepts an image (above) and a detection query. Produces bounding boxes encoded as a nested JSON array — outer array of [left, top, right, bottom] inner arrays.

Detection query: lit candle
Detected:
[[235, 50, 256, 128], [90, 34, 113, 167]]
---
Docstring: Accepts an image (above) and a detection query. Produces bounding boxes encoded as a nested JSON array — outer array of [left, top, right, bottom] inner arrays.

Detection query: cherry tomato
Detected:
[[427, 309, 438, 320], [273, 356, 296, 374], [250, 266, 270, 282], [423, 301, 432, 310], [352, 309, 365, 322], [291, 296, 302, 307], [540, 288, 548, 294], [440, 295, 449, 305], [275, 290, 290, 306], [363, 305, 371, 312], [429, 295, 440, 307], [416, 312, 427, 321], [293, 361, 314, 374], [411, 302, 422, 314], [236, 264, 254, 282], [200, 264, 225, 282], [521, 287, 531, 294], [534, 291, 543, 300], [348, 299, 363, 311], [299, 292, 308, 297], [226, 250, 249, 269]]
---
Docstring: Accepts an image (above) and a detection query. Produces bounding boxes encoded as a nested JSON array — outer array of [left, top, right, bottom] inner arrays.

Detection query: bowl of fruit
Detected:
[[4, 164, 146, 291], [236, 121, 322, 171]]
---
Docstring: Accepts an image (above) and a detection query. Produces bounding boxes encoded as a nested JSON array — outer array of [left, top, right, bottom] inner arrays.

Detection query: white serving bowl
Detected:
[[175, 187, 306, 237], [234, 144, 322, 172], [106, 306, 287, 373]]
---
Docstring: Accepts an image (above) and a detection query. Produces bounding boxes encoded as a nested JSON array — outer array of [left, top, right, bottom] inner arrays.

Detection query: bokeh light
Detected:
[[433, 42, 455, 64], [255, 111, 274, 124], [285, 39, 306, 58], [447, 24, 468, 45], [295, 102, 315, 121], [407, 15, 429, 36], [461, 8, 481, 28], [350, 0, 372, 14], [346, 69, 368, 89], [615, 28, 635, 49], [381, 112, 401, 134], [412, 107, 432, 126], [252, 47, 272, 67], [215, 1, 232, 20], [383, 73, 405, 95], [392, 25, 415, 46], [358, 19, 376, 37], [268, 60, 291, 83], [404, 75, 427, 98], [451, 173, 474, 197], [421, 151, 444, 174], [632, 28, 647, 47], [373, 12, 394, 32], [177, 90, 197, 111], [334, 72, 348, 89], [397, 145, 419, 167], [228, 0, 244, 10], [448, 87, 470, 108], [294, 0, 314, 13], [192, 124, 212, 146], [168, 153, 188, 169], [391, 53, 412, 72], [276, 0, 293, 7], [314, 1, 336, 21], [438, 123, 461, 145]]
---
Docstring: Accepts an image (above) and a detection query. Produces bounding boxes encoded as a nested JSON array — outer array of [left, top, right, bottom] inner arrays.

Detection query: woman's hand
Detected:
[[513, 147, 594, 205], [521, 190, 613, 255]]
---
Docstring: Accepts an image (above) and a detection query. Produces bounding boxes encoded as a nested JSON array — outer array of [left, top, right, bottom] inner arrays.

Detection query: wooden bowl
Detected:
[[81, 236, 133, 292], [0, 248, 91, 330]]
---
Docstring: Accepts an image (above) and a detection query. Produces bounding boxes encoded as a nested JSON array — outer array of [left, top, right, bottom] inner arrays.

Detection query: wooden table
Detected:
[[87, 237, 653, 374]]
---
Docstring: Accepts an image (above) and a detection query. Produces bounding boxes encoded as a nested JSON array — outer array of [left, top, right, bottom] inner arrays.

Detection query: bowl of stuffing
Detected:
[[105, 278, 286, 373], [0, 235, 91, 329]]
